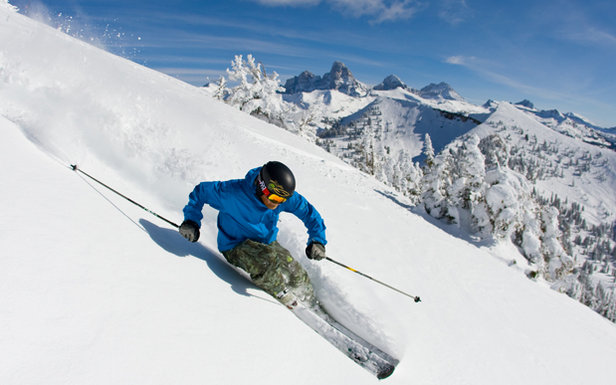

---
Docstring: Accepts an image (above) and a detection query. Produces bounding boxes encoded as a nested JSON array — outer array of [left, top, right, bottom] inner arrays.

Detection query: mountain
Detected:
[[373, 74, 410, 91], [512, 100, 615, 150], [283, 61, 368, 97], [281, 65, 489, 161], [278, 62, 488, 143], [515, 99, 535, 109], [417, 81, 464, 101], [281, 70, 319, 94], [317, 96, 479, 175]]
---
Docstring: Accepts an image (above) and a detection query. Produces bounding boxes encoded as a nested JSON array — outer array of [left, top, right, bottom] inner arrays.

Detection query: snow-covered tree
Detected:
[[423, 133, 435, 168], [213, 76, 227, 100], [216, 54, 315, 140], [541, 206, 572, 280], [422, 134, 490, 228], [224, 54, 284, 118], [421, 146, 454, 221]]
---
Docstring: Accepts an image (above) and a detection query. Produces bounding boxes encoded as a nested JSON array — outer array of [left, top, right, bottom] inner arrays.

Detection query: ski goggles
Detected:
[[257, 175, 288, 204], [265, 192, 287, 204]]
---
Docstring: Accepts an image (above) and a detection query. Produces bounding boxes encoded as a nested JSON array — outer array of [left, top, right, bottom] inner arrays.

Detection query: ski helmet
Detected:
[[256, 161, 296, 203]]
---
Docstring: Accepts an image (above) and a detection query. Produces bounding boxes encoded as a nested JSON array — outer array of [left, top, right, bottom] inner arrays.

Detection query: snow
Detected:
[[2, 5, 616, 385], [373, 86, 489, 116], [284, 88, 374, 120], [472, 102, 616, 225]]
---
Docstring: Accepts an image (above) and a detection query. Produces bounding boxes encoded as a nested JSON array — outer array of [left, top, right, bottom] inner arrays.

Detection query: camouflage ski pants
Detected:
[[222, 239, 315, 305]]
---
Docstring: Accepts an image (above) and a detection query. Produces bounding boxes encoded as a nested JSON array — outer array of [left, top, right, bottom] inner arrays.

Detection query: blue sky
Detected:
[[11, 0, 616, 127]]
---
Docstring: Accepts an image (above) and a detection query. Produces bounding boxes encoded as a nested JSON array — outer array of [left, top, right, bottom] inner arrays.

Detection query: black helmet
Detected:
[[257, 161, 296, 202]]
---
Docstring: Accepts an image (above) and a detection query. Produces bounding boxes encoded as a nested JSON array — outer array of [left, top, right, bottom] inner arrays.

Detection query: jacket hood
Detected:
[[243, 167, 261, 199]]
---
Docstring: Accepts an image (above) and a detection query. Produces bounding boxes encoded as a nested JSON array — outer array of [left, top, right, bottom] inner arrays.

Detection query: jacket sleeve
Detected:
[[285, 193, 327, 246], [183, 181, 224, 227]]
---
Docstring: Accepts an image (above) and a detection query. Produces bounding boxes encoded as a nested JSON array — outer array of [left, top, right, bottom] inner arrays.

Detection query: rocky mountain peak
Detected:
[[373, 74, 408, 91], [283, 61, 367, 97], [515, 99, 535, 109], [326, 61, 351, 80], [418, 82, 463, 101]]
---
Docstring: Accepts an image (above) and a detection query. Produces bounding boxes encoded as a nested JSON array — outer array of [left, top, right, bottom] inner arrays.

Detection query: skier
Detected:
[[178, 161, 327, 306]]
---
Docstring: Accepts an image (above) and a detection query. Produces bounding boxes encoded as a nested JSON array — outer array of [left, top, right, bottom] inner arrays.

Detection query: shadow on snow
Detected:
[[139, 218, 271, 301]]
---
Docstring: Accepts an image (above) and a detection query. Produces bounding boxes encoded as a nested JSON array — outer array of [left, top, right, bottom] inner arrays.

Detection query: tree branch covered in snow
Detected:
[[211, 54, 316, 141]]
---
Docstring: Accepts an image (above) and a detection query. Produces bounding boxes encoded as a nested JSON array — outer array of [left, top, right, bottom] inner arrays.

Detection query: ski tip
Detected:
[[377, 364, 396, 380]]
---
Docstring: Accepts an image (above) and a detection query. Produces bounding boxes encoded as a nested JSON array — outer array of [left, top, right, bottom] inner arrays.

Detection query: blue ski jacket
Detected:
[[183, 167, 327, 252]]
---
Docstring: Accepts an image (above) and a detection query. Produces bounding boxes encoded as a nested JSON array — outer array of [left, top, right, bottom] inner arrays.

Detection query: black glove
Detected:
[[179, 220, 200, 242], [306, 242, 326, 261]]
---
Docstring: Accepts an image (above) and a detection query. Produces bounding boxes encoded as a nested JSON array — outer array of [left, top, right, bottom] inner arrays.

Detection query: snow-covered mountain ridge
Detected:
[[513, 100, 615, 150]]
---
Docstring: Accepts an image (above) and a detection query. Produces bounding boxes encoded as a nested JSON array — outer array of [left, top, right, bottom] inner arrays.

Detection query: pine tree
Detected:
[[423, 133, 435, 168], [213, 76, 227, 100], [219, 54, 308, 132], [421, 147, 452, 220]]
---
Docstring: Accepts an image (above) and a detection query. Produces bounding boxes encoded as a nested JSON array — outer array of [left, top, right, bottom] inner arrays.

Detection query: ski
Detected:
[[284, 297, 398, 379], [223, 263, 399, 378]]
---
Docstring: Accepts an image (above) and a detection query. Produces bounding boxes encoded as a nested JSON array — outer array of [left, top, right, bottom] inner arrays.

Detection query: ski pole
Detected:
[[325, 257, 421, 303], [70, 164, 180, 229]]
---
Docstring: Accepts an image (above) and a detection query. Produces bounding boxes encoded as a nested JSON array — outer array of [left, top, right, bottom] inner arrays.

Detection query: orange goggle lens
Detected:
[[266, 193, 287, 204]]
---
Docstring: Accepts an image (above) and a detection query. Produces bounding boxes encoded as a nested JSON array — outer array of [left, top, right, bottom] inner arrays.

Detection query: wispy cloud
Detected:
[[143, 31, 313, 58], [438, 0, 472, 26], [527, 1, 616, 48], [149, 12, 383, 49], [253, 0, 321, 5], [561, 26, 616, 47], [330, 0, 425, 23], [444, 55, 469, 66], [135, 29, 389, 71], [101, 8, 401, 58], [369, 0, 424, 23], [250, 0, 425, 23], [445, 55, 576, 101]]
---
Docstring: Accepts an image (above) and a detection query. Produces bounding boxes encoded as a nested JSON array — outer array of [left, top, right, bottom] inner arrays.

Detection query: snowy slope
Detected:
[[513, 102, 614, 149], [2, 5, 616, 385], [471, 102, 616, 224], [282, 88, 374, 122], [323, 96, 480, 162], [373, 86, 489, 116]]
